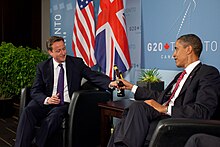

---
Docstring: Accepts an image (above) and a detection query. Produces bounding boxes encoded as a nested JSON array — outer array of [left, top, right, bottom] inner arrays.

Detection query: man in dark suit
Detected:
[[14, 36, 117, 147], [107, 34, 220, 147], [184, 133, 220, 147]]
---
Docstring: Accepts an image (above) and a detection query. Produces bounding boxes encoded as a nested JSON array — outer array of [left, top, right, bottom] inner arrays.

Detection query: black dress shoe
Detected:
[[31, 143, 38, 147], [115, 142, 128, 147]]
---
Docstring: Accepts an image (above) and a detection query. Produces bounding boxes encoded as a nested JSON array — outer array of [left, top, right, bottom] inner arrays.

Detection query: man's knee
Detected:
[[190, 133, 209, 142], [185, 133, 208, 147], [129, 101, 146, 110]]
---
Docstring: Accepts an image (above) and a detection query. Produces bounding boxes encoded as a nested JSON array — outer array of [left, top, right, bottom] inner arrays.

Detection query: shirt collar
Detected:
[[185, 60, 201, 75], [52, 58, 65, 69]]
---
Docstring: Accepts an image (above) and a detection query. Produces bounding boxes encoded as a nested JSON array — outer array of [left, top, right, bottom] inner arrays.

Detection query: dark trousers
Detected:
[[14, 100, 68, 147], [185, 133, 220, 147], [107, 101, 169, 147]]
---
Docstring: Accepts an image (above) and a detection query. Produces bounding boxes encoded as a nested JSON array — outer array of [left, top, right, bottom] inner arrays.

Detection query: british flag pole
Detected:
[[95, 0, 131, 80]]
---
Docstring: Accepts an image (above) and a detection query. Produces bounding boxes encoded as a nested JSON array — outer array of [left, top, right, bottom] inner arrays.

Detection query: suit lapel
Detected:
[[46, 59, 54, 94], [178, 63, 202, 96], [65, 56, 73, 94], [166, 72, 182, 93], [160, 73, 181, 103]]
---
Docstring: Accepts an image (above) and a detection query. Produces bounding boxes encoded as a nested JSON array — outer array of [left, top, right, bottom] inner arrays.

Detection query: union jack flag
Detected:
[[72, 0, 96, 67], [95, 0, 131, 80]]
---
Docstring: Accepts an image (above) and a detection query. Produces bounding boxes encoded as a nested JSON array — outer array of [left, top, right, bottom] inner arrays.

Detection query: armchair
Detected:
[[19, 81, 111, 147], [149, 118, 220, 147], [148, 94, 220, 147]]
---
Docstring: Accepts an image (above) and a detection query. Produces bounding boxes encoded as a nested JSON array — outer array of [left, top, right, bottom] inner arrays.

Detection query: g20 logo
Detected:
[[146, 42, 175, 52], [146, 41, 218, 52]]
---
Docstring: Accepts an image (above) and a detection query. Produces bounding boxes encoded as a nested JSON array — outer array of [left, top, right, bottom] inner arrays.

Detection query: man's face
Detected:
[[173, 40, 188, 68], [48, 40, 67, 63]]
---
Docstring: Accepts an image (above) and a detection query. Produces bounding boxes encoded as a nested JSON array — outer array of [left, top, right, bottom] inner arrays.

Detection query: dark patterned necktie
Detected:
[[57, 64, 64, 105], [165, 70, 186, 106]]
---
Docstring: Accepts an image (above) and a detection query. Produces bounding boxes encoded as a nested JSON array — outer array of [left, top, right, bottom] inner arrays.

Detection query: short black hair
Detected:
[[46, 36, 64, 51], [177, 34, 202, 57]]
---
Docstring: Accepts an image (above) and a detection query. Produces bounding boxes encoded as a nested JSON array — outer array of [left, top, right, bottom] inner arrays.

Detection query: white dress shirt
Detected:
[[44, 58, 70, 104]]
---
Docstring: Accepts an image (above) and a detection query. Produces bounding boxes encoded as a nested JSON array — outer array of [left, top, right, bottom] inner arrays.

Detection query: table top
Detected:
[[98, 98, 134, 110]]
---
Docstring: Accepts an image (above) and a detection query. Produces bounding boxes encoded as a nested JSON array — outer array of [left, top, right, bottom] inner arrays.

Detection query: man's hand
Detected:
[[144, 99, 168, 113], [47, 94, 61, 105], [118, 79, 134, 90], [109, 81, 118, 88]]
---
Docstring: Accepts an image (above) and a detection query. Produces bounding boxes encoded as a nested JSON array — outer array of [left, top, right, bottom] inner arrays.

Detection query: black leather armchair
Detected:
[[149, 118, 220, 147], [19, 81, 111, 147], [148, 95, 220, 147]]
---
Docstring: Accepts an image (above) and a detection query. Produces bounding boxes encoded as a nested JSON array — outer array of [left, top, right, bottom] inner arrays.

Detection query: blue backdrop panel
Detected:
[[125, 0, 142, 84], [142, 0, 220, 70], [50, 0, 75, 55]]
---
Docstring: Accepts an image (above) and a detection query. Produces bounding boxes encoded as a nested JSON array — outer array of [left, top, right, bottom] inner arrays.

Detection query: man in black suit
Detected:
[[184, 133, 220, 147], [107, 34, 220, 147], [14, 36, 117, 147]]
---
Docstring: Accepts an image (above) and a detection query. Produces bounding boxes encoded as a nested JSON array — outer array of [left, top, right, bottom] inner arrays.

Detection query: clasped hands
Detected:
[[47, 93, 61, 105]]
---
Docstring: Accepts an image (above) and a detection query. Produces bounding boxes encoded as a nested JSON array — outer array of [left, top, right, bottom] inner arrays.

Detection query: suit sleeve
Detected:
[[134, 87, 161, 101], [30, 63, 50, 105], [134, 73, 180, 101], [77, 58, 111, 90]]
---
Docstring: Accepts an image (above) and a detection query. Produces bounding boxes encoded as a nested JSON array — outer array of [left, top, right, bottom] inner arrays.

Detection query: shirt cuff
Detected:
[[108, 83, 115, 90], [166, 105, 172, 116], [131, 85, 138, 93], [44, 97, 50, 105]]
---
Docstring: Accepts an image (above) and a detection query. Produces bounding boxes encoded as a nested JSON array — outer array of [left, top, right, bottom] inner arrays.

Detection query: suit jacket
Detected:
[[134, 63, 220, 119], [30, 55, 111, 106]]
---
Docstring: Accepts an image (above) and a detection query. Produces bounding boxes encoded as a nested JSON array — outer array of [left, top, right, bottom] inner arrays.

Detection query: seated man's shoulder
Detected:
[[38, 58, 52, 67], [200, 64, 219, 74], [67, 55, 83, 62]]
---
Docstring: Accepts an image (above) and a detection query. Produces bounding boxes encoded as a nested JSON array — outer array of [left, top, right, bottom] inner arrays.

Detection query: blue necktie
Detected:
[[57, 64, 64, 105]]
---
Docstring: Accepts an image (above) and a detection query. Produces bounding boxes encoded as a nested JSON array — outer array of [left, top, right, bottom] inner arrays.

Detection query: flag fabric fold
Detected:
[[95, 0, 131, 80], [72, 0, 96, 67]]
